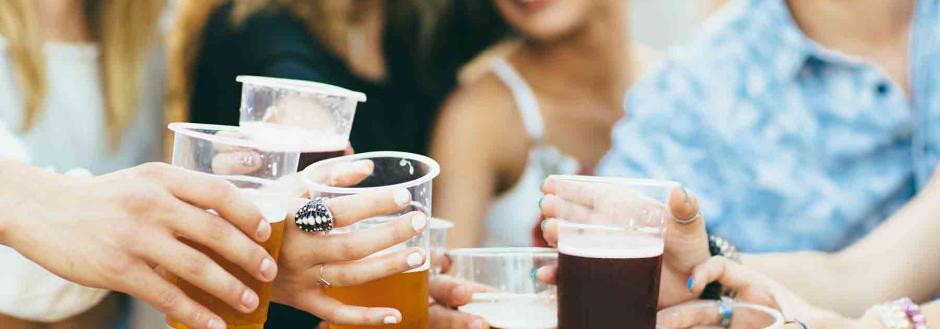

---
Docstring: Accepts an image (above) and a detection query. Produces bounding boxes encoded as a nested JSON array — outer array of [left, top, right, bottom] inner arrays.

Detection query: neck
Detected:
[[519, 1, 635, 103], [787, 0, 914, 49], [34, 0, 90, 42]]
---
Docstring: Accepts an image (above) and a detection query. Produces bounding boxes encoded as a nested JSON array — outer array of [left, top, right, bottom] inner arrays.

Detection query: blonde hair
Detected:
[[0, 0, 166, 150]]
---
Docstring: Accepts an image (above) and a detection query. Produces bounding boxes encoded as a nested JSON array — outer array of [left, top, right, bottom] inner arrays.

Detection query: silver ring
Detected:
[[674, 209, 703, 225], [784, 319, 809, 329], [295, 197, 334, 233], [718, 296, 733, 326], [316, 264, 332, 288]]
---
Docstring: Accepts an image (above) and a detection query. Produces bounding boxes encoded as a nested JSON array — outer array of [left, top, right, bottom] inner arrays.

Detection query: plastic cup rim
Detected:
[[236, 75, 367, 103], [551, 174, 680, 190], [656, 301, 784, 329], [168, 122, 303, 152], [302, 151, 441, 194], [446, 247, 558, 258]]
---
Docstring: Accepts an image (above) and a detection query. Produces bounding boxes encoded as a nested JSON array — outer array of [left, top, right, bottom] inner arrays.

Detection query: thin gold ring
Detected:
[[784, 319, 809, 329], [317, 264, 332, 288]]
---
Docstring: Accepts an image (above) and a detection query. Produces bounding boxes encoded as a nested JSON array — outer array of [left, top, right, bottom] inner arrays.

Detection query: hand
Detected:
[[272, 161, 430, 326], [4, 163, 276, 329], [535, 176, 711, 308], [686, 257, 876, 329], [427, 251, 489, 329]]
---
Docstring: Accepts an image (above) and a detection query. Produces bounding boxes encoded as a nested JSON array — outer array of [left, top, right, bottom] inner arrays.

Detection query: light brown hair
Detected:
[[0, 0, 166, 150]]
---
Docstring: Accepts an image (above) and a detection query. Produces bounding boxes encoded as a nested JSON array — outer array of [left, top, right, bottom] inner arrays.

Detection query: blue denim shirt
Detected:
[[600, 0, 940, 252]]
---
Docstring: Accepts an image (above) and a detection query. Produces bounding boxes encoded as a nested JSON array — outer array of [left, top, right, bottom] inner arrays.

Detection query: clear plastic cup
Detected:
[[236, 75, 366, 169], [656, 301, 784, 329], [302, 151, 440, 329], [166, 122, 300, 329], [550, 175, 679, 329], [448, 248, 558, 329], [429, 218, 453, 274]]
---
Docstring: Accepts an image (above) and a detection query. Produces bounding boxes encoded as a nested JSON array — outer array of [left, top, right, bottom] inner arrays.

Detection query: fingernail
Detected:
[[538, 196, 545, 209], [260, 258, 276, 281], [207, 317, 225, 329], [407, 252, 424, 267], [241, 289, 259, 311], [255, 220, 271, 241], [682, 186, 691, 205], [687, 276, 695, 293], [357, 161, 373, 174], [394, 189, 411, 206], [411, 212, 427, 232], [383, 315, 400, 324], [470, 319, 485, 329], [241, 153, 257, 167], [530, 268, 538, 282]]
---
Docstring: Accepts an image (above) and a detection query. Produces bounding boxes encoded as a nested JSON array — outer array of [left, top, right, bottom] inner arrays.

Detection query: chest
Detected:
[[538, 98, 622, 166]]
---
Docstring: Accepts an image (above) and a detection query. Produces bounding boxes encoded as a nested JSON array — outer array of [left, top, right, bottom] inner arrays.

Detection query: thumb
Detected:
[[664, 186, 710, 266]]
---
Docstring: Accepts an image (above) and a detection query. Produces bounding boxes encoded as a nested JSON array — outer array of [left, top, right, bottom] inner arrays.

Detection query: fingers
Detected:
[[536, 264, 558, 284], [541, 176, 597, 208], [539, 195, 593, 222], [211, 150, 263, 175], [148, 164, 268, 242], [663, 186, 710, 269], [430, 304, 489, 329], [305, 160, 373, 188], [319, 247, 426, 287], [125, 265, 225, 329], [326, 188, 412, 228], [431, 249, 452, 273], [429, 275, 472, 307], [540, 218, 559, 247], [297, 290, 403, 327], [166, 202, 277, 283], [687, 257, 773, 304], [313, 211, 427, 263], [142, 236, 260, 314]]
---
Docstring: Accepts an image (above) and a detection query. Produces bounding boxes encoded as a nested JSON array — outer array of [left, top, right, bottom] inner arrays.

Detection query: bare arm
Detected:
[[744, 171, 940, 316], [430, 91, 502, 248]]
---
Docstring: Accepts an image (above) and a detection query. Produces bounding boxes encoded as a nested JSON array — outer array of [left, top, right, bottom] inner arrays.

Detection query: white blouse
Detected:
[[0, 38, 165, 175]]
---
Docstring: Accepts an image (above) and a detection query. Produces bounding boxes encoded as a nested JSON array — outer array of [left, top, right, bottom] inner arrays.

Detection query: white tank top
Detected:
[[482, 58, 581, 247]]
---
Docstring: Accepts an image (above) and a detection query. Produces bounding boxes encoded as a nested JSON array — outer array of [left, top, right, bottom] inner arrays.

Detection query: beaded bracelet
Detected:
[[866, 298, 929, 329], [895, 298, 929, 329]]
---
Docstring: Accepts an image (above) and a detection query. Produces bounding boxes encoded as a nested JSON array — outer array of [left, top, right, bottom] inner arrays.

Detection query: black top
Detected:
[[188, 2, 505, 327], [190, 2, 504, 155]]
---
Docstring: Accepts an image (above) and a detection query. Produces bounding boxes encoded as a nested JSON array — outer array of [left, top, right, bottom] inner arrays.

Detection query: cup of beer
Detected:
[[167, 122, 300, 329], [656, 301, 784, 329], [302, 151, 439, 329], [550, 175, 677, 329], [448, 248, 558, 329], [236, 75, 366, 169], [429, 218, 453, 274]]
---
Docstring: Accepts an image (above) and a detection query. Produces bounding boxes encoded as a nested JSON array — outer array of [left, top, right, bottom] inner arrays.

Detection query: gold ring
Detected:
[[317, 264, 332, 288]]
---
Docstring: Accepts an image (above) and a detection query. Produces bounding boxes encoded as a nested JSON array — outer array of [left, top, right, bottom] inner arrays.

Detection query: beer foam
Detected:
[[458, 293, 557, 329], [557, 235, 664, 259]]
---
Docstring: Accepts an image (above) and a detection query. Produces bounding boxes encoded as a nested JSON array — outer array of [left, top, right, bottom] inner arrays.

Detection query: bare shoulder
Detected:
[[437, 71, 520, 134]]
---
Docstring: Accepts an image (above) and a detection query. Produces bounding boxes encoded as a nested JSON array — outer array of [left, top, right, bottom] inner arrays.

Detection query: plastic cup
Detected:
[[551, 175, 678, 329], [429, 218, 453, 274], [656, 301, 784, 329], [166, 122, 300, 329], [302, 151, 440, 329], [236, 75, 366, 169], [447, 248, 558, 329]]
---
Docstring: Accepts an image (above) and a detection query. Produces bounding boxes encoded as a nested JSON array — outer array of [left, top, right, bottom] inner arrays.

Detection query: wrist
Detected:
[[0, 166, 68, 247]]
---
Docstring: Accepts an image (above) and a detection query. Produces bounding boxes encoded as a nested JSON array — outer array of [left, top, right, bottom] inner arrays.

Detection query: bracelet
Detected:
[[866, 298, 929, 329], [701, 235, 741, 300]]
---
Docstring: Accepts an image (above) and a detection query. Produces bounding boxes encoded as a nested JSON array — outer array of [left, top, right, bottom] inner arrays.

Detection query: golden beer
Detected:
[[326, 269, 430, 329], [167, 220, 286, 329]]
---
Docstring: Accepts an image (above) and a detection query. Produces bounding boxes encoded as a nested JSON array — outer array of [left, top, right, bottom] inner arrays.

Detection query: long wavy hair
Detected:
[[0, 0, 166, 150]]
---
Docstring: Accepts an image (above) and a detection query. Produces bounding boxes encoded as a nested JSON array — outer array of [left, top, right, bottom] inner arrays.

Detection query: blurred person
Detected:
[[168, 1, 507, 327], [430, 0, 658, 248], [599, 0, 940, 256], [0, 0, 168, 327]]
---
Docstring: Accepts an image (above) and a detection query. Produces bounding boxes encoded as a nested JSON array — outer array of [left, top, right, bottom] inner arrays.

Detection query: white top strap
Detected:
[[491, 57, 545, 140]]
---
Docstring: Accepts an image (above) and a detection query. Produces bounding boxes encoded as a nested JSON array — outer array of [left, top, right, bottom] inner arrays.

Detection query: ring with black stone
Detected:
[[295, 197, 334, 233]]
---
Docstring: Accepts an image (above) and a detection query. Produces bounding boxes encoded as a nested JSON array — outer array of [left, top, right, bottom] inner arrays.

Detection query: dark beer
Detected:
[[298, 149, 346, 169], [557, 235, 663, 329]]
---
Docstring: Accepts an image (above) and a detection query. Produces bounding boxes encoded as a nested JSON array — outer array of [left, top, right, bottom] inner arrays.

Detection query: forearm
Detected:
[[743, 251, 890, 316]]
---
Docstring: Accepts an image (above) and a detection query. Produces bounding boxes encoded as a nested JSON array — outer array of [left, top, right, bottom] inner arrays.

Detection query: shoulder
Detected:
[[439, 70, 518, 128]]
